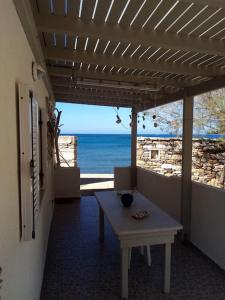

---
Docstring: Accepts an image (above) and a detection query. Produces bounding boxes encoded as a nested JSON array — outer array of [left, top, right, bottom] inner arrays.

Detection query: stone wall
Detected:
[[58, 136, 77, 167], [137, 137, 225, 189]]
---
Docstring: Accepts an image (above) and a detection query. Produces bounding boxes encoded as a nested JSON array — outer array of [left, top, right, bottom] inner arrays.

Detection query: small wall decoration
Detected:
[[46, 97, 62, 165]]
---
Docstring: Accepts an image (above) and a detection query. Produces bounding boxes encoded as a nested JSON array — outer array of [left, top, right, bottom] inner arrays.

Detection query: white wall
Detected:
[[137, 167, 181, 221], [191, 182, 225, 270], [0, 1, 54, 299], [55, 167, 81, 198], [114, 167, 131, 191]]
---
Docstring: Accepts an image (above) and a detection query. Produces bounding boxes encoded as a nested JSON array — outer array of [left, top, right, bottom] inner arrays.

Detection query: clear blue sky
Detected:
[[56, 102, 163, 134]]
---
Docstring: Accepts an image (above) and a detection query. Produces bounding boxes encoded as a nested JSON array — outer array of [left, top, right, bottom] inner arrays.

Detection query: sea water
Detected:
[[62, 133, 224, 174]]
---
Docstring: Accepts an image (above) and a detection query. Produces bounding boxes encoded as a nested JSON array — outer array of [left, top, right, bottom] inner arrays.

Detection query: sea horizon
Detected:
[[60, 133, 225, 174]]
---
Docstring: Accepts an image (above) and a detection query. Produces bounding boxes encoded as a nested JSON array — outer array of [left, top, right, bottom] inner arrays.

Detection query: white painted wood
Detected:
[[45, 48, 221, 77], [37, 16, 225, 57], [131, 108, 137, 188], [18, 84, 41, 241], [18, 84, 33, 241], [146, 246, 151, 267], [128, 248, 132, 269], [31, 97, 40, 225], [96, 191, 182, 237], [181, 96, 194, 239], [164, 243, 171, 294], [140, 246, 144, 255], [121, 247, 129, 299], [95, 191, 182, 298], [180, 0, 225, 9], [48, 66, 194, 88]]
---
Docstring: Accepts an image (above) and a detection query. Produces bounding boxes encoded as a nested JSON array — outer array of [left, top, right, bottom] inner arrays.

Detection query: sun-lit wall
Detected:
[[0, 1, 54, 299]]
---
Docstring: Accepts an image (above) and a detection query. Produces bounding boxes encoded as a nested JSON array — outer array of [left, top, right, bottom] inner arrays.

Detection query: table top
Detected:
[[95, 191, 182, 237]]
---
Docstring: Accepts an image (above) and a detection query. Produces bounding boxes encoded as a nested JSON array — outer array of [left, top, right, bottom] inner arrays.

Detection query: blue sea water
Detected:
[[63, 133, 225, 174]]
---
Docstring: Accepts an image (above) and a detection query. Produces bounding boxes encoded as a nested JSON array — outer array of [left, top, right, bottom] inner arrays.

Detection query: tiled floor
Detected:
[[41, 197, 225, 300]]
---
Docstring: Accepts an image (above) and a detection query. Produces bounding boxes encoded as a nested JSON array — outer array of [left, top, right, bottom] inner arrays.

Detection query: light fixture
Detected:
[[32, 62, 46, 81]]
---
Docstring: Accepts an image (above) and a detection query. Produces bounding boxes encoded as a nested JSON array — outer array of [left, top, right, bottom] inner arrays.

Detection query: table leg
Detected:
[[99, 206, 104, 242], [164, 243, 171, 293], [121, 247, 129, 299]]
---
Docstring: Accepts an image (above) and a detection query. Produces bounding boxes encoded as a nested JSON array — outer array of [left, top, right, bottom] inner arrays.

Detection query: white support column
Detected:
[[181, 96, 194, 240], [131, 107, 137, 189]]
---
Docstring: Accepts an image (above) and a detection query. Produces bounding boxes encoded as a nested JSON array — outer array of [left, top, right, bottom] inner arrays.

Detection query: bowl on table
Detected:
[[120, 193, 133, 207]]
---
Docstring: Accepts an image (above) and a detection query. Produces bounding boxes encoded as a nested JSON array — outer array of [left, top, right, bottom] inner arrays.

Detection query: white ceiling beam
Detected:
[[55, 93, 140, 108], [181, 0, 225, 9], [44, 48, 222, 77], [36, 16, 225, 57], [47, 66, 199, 88], [139, 75, 225, 111], [52, 84, 145, 98]]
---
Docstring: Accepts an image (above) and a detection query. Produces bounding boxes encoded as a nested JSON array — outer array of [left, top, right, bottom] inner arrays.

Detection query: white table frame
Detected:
[[96, 192, 182, 299]]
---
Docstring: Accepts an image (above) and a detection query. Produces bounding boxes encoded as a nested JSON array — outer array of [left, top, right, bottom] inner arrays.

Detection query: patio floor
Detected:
[[41, 196, 225, 300]]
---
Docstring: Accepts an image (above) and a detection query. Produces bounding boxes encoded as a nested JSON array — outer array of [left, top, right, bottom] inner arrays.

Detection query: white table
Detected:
[[95, 191, 182, 299]]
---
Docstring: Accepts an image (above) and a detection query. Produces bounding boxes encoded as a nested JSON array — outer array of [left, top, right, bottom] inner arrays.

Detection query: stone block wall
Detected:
[[137, 137, 225, 189], [58, 136, 77, 167]]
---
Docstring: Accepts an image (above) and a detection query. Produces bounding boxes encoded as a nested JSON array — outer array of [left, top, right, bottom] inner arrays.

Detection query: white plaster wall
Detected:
[[0, 1, 54, 299], [191, 182, 225, 270], [55, 167, 81, 198], [137, 167, 181, 221], [114, 167, 131, 191]]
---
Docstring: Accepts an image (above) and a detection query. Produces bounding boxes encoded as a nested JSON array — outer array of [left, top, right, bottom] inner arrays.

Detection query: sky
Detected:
[[56, 102, 163, 134]]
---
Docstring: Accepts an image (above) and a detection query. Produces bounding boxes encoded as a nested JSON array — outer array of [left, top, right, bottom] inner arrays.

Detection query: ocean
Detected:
[[62, 133, 225, 174]]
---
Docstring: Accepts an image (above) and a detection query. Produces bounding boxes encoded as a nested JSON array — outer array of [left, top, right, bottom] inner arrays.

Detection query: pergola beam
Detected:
[[44, 48, 221, 77], [181, 96, 194, 240], [139, 75, 225, 111], [181, 0, 225, 9], [36, 16, 225, 57], [47, 66, 199, 88], [55, 93, 137, 108], [53, 86, 144, 101]]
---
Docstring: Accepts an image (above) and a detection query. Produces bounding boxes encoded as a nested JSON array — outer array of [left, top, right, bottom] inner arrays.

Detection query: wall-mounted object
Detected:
[[32, 62, 46, 81], [18, 83, 40, 241]]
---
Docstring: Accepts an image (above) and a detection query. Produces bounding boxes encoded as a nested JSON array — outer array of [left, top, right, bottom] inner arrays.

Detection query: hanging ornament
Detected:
[[154, 122, 158, 128], [142, 115, 145, 121], [143, 124, 146, 129], [116, 114, 121, 124], [152, 114, 156, 119], [129, 114, 132, 119], [117, 107, 120, 110]]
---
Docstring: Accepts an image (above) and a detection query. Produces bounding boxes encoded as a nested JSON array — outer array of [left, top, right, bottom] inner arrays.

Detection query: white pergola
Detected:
[[14, 0, 225, 239]]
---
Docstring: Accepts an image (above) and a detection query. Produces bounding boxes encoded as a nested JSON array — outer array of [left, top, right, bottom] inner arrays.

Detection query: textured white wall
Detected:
[[0, 1, 54, 299], [137, 167, 181, 221], [114, 167, 131, 191], [191, 182, 225, 270], [55, 167, 81, 198]]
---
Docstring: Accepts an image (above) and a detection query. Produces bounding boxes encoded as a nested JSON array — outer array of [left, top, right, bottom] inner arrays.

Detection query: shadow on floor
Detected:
[[41, 197, 225, 300]]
